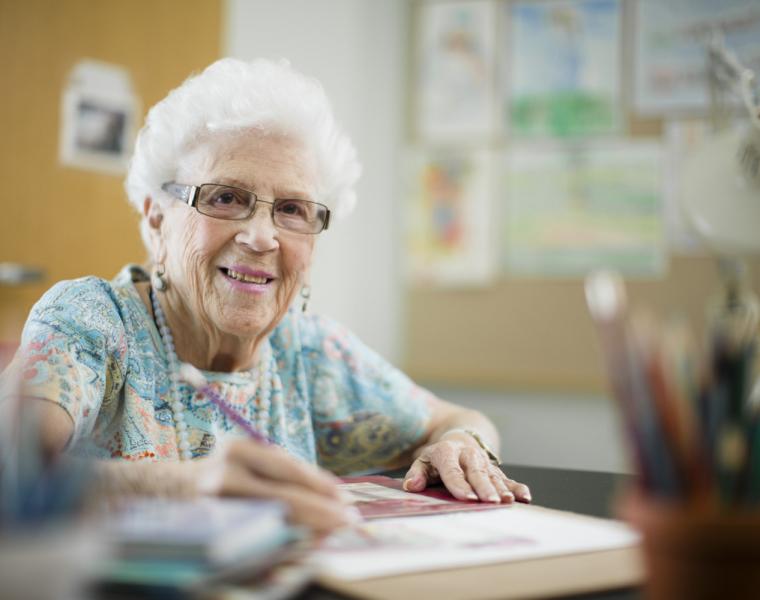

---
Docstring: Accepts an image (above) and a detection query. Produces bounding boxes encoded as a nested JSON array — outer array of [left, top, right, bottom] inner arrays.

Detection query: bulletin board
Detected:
[[0, 0, 222, 343], [401, 0, 760, 392]]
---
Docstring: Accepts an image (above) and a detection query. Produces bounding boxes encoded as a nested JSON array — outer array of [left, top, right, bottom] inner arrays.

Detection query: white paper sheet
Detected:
[[507, 0, 622, 138], [502, 141, 665, 277], [415, 0, 497, 141], [309, 504, 639, 581], [405, 149, 496, 287], [634, 0, 760, 115]]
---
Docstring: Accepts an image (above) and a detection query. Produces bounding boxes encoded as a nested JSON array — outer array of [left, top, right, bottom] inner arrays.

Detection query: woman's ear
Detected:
[[143, 196, 166, 264], [143, 196, 164, 230]]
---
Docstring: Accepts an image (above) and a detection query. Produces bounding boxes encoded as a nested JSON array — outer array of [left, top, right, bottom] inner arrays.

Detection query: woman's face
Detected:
[[158, 132, 318, 341]]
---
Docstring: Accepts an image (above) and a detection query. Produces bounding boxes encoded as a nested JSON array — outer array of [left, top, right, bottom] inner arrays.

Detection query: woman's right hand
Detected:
[[198, 439, 359, 534], [29, 399, 356, 534]]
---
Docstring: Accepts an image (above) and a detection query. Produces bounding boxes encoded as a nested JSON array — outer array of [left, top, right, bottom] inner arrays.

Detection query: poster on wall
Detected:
[[406, 149, 496, 286], [634, 0, 760, 115], [503, 141, 665, 277], [507, 0, 621, 138], [59, 59, 139, 175], [415, 0, 497, 141]]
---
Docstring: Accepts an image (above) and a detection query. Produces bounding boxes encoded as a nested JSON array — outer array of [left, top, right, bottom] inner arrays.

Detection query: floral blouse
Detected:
[[12, 265, 431, 474]]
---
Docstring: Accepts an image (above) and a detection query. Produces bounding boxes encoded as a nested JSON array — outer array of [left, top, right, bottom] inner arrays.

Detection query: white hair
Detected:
[[125, 58, 361, 250]]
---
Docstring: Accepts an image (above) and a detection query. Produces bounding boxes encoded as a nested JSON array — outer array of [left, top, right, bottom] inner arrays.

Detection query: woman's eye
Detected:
[[213, 192, 240, 205], [276, 200, 308, 218]]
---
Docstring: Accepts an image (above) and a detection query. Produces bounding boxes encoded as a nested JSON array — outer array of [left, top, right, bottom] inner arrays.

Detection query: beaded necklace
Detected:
[[150, 287, 273, 460]]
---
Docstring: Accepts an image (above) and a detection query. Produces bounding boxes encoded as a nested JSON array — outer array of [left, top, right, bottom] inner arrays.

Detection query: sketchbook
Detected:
[[314, 481, 643, 600]]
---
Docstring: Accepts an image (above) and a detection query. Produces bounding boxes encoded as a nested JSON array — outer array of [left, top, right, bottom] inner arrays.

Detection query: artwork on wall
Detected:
[[406, 149, 496, 286], [634, 0, 760, 115], [507, 0, 621, 138], [414, 0, 497, 141], [59, 59, 139, 175], [502, 141, 665, 277]]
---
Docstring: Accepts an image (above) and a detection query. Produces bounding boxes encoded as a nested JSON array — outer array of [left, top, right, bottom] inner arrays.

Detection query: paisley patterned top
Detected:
[[13, 265, 431, 474]]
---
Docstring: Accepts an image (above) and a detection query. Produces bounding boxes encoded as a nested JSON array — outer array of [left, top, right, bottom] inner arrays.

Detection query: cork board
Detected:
[[404, 256, 760, 392], [402, 115, 760, 392]]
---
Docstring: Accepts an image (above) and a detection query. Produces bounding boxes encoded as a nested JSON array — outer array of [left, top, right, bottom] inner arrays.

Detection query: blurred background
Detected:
[[2, 0, 759, 473]]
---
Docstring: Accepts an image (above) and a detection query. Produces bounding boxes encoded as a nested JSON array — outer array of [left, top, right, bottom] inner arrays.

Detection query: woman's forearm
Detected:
[[424, 407, 501, 456], [92, 458, 206, 501]]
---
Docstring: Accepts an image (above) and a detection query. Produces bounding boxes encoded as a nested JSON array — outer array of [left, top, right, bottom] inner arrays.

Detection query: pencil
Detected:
[[585, 272, 657, 493], [178, 363, 271, 445]]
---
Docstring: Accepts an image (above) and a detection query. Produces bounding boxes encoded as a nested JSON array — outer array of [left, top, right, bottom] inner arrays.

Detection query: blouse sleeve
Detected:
[[13, 277, 127, 448], [298, 313, 432, 474]]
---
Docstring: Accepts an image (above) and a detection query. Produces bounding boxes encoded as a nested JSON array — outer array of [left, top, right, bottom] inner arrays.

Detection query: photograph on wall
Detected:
[[414, 0, 497, 141], [634, 0, 760, 115], [506, 0, 621, 138], [59, 59, 138, 174], [502, 141, 665, 277], [406, 149, 496, 286]]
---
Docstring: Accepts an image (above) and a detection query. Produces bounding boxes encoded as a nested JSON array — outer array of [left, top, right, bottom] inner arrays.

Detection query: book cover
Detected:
[[340, 476, 512, 519]]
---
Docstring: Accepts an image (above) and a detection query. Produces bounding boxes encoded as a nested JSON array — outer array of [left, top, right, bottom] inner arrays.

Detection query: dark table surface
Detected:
[[297, 464, 641, 600]]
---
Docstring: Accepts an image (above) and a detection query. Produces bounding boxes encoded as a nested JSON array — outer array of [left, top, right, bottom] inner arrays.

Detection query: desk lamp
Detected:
[[679, 35, 760, 410], [680, 35, 760, 256]]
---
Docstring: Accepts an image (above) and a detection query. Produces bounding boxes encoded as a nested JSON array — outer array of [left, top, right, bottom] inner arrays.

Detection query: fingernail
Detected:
[[523, 493, 532, 502], [403, 476, 422, 491], [466, 492, 478, 501], [488, 494, 500, 503]]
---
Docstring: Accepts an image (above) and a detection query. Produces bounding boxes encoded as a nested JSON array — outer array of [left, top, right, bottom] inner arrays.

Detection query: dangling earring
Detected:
[[300, 284, 311, 313], [152, 263, 168, 292]]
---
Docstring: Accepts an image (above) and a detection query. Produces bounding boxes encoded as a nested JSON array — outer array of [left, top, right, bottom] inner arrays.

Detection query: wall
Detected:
[[435, 386, 629, 472], [225, 0, 407, 363], [226, 1, 760, 393], [0, 0, 222, 342]]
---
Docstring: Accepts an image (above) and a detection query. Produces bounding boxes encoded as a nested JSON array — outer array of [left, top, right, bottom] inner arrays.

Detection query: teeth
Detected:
[[227, 269, 268, 284]]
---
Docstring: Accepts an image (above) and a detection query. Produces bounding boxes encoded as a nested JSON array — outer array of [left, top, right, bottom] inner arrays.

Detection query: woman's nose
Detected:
[[234, 203, 279, 251]]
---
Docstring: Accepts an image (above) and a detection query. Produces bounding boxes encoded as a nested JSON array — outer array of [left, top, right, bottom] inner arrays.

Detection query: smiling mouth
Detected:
[[220, 268, 273, 285]]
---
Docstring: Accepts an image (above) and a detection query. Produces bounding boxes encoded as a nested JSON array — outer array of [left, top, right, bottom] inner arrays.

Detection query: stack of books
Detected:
[[96, 497, 299, 597]]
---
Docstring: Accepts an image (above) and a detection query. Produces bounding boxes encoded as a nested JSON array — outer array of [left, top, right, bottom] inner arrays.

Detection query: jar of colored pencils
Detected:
[[621, 494, 760, 600]]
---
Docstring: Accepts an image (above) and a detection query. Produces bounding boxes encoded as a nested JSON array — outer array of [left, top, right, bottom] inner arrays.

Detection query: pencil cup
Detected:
[[621, 495, 760, 600]]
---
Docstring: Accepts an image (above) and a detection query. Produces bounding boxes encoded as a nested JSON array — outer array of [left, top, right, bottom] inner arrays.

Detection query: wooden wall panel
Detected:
[[0, 0, 222, 342]]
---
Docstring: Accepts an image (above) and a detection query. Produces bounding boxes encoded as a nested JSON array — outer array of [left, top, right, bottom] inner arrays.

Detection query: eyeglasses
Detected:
[[161, 182, 331, 234]]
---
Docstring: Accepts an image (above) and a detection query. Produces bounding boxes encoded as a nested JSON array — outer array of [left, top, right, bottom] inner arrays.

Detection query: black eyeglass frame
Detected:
[[160, 181, 331, 234]]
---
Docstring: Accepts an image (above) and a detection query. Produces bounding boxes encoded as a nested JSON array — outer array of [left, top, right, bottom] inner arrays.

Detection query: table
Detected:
[[297, 464, 640, 600]]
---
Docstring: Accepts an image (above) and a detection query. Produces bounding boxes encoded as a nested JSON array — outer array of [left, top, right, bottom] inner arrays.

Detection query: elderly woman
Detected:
[[9, 58, 530, 532]]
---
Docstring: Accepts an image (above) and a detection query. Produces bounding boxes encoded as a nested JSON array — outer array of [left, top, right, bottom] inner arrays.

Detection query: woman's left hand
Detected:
[[401, 431, 531, 504]]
